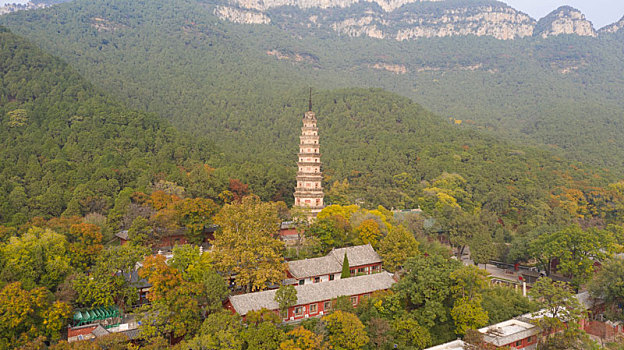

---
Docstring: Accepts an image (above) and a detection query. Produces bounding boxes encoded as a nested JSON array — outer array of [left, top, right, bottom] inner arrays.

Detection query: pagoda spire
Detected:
[[294, 92, 324, 219]]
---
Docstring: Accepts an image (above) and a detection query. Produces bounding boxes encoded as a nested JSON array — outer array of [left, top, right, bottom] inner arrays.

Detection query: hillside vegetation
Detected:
[[0, 26, 218, 225], [0, 23, 617, 235], [3, 0, 624, 173]]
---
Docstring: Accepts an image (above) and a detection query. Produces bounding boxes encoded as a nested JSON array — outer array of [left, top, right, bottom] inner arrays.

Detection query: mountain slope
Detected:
[[3, 0, 624, 174], [0, 12, 619, 239], [0, 26, 217, 225]]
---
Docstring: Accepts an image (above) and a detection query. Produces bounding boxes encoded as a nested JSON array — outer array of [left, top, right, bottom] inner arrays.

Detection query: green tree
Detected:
[[127, 216, 152, 246], [450, 296, 489, 336], [242, 321, 286, 350], [326, 179, 351, 206], [391, 315, 431, 349], [175, 197, 218, 244], [73, 244, 148, 309], [378, 225, 420, 272], [246, 308, 282, 326], [449, 265, 489, 335], [0, 227, 72, 291], [274, 285, 297, 317], [183, 311, 244, 350], [341, 252, 351, 278], [322, 311, 369, 350], [469, 230, 499, 267], [481, 286, 537, 324], [394, 254, 460, 329], [529, 277, 588, 349], [449, 265, 489, 299], [307, 216, 350, 254], [333, 295, 355, 314], [530, 225, 615, 288], [588, 258, 624, 321]]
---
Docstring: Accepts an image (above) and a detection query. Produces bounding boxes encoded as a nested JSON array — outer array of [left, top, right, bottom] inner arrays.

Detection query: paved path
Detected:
[[461, 256, 521, 283]]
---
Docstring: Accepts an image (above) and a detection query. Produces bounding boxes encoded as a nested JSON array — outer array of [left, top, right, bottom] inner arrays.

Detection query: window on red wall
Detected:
[[324, 301, 331, 310], [310, 304, 317, 313], [350, 296, 358, 306], [515, 340, 522, 347], [294, 306, 304, 316]]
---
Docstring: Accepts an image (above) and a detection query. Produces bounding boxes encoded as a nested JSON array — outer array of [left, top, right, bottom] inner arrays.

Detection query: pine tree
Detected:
[[341, 252, 351, 278]]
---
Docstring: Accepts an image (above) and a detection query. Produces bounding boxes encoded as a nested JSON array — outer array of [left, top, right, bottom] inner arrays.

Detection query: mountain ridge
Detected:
[[212, 0, 613, 40], [3, 0, 623, 38]]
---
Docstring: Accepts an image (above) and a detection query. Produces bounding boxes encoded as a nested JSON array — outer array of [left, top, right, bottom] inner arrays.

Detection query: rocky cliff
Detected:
[[599, 15, 624, 34], [215, 6, 271, 24], [217, 0, 539, 40], [213, 0, 613, 41], [534, 6, 596, 38], [227, 0, 443, 12]]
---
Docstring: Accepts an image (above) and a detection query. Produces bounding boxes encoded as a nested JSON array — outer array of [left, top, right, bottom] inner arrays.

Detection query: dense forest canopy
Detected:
[[2, 0, 624, 173], [0, 25, 219, 226], [1, 21, 620, 235], [2, 2, 624, 349], [2, 15, 617, 239]]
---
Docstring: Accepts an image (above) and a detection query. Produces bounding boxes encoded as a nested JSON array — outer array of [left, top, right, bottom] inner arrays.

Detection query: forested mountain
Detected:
[[0, 26, 218, 225], [3, 6, 624, 348], [2, 0, 624, 175], [0, 20, 617, 234]]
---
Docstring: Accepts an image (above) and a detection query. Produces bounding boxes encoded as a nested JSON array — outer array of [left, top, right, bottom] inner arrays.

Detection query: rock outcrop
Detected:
[[599, 15, 624, 34], [229, 0, 443, 12], [215, 6, 271, 24], [534, 6, 596, 38], [215, 0, 601, 41]]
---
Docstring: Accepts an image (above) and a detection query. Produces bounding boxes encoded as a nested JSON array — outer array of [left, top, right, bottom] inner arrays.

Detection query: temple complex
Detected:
[[293, 92, 324, 218]]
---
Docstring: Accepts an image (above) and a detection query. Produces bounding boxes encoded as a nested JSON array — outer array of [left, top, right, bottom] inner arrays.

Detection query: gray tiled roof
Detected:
[[288, 255, 342, 279], [280, 221, 296, 229], [288, 244, 381, 279], [115, 230, 129, 240], [91, 324, 111, 338], [228, 271, 394, 316], [121, 328, 141, 340], [330, 244, 382, 267]]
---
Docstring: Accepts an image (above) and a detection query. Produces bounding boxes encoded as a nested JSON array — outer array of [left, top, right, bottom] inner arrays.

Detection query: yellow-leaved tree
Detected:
[[0, 282, 72, 347], [322, 311, 369, 350], [212, 195, 286, 292], [378, 225, 420, 272]]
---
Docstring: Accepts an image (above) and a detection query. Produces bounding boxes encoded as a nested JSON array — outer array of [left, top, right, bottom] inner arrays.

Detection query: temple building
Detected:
[[294, 92, 324, 217]]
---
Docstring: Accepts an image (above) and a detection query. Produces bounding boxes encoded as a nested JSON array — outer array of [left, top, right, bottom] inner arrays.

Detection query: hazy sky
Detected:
[[2, 0, 624, 28], [0, 0, 27, 6], [501, 1, 624, 28]]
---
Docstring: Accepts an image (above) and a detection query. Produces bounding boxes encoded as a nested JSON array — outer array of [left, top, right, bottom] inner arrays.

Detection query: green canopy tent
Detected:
[[73, 306, 121, 327]]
